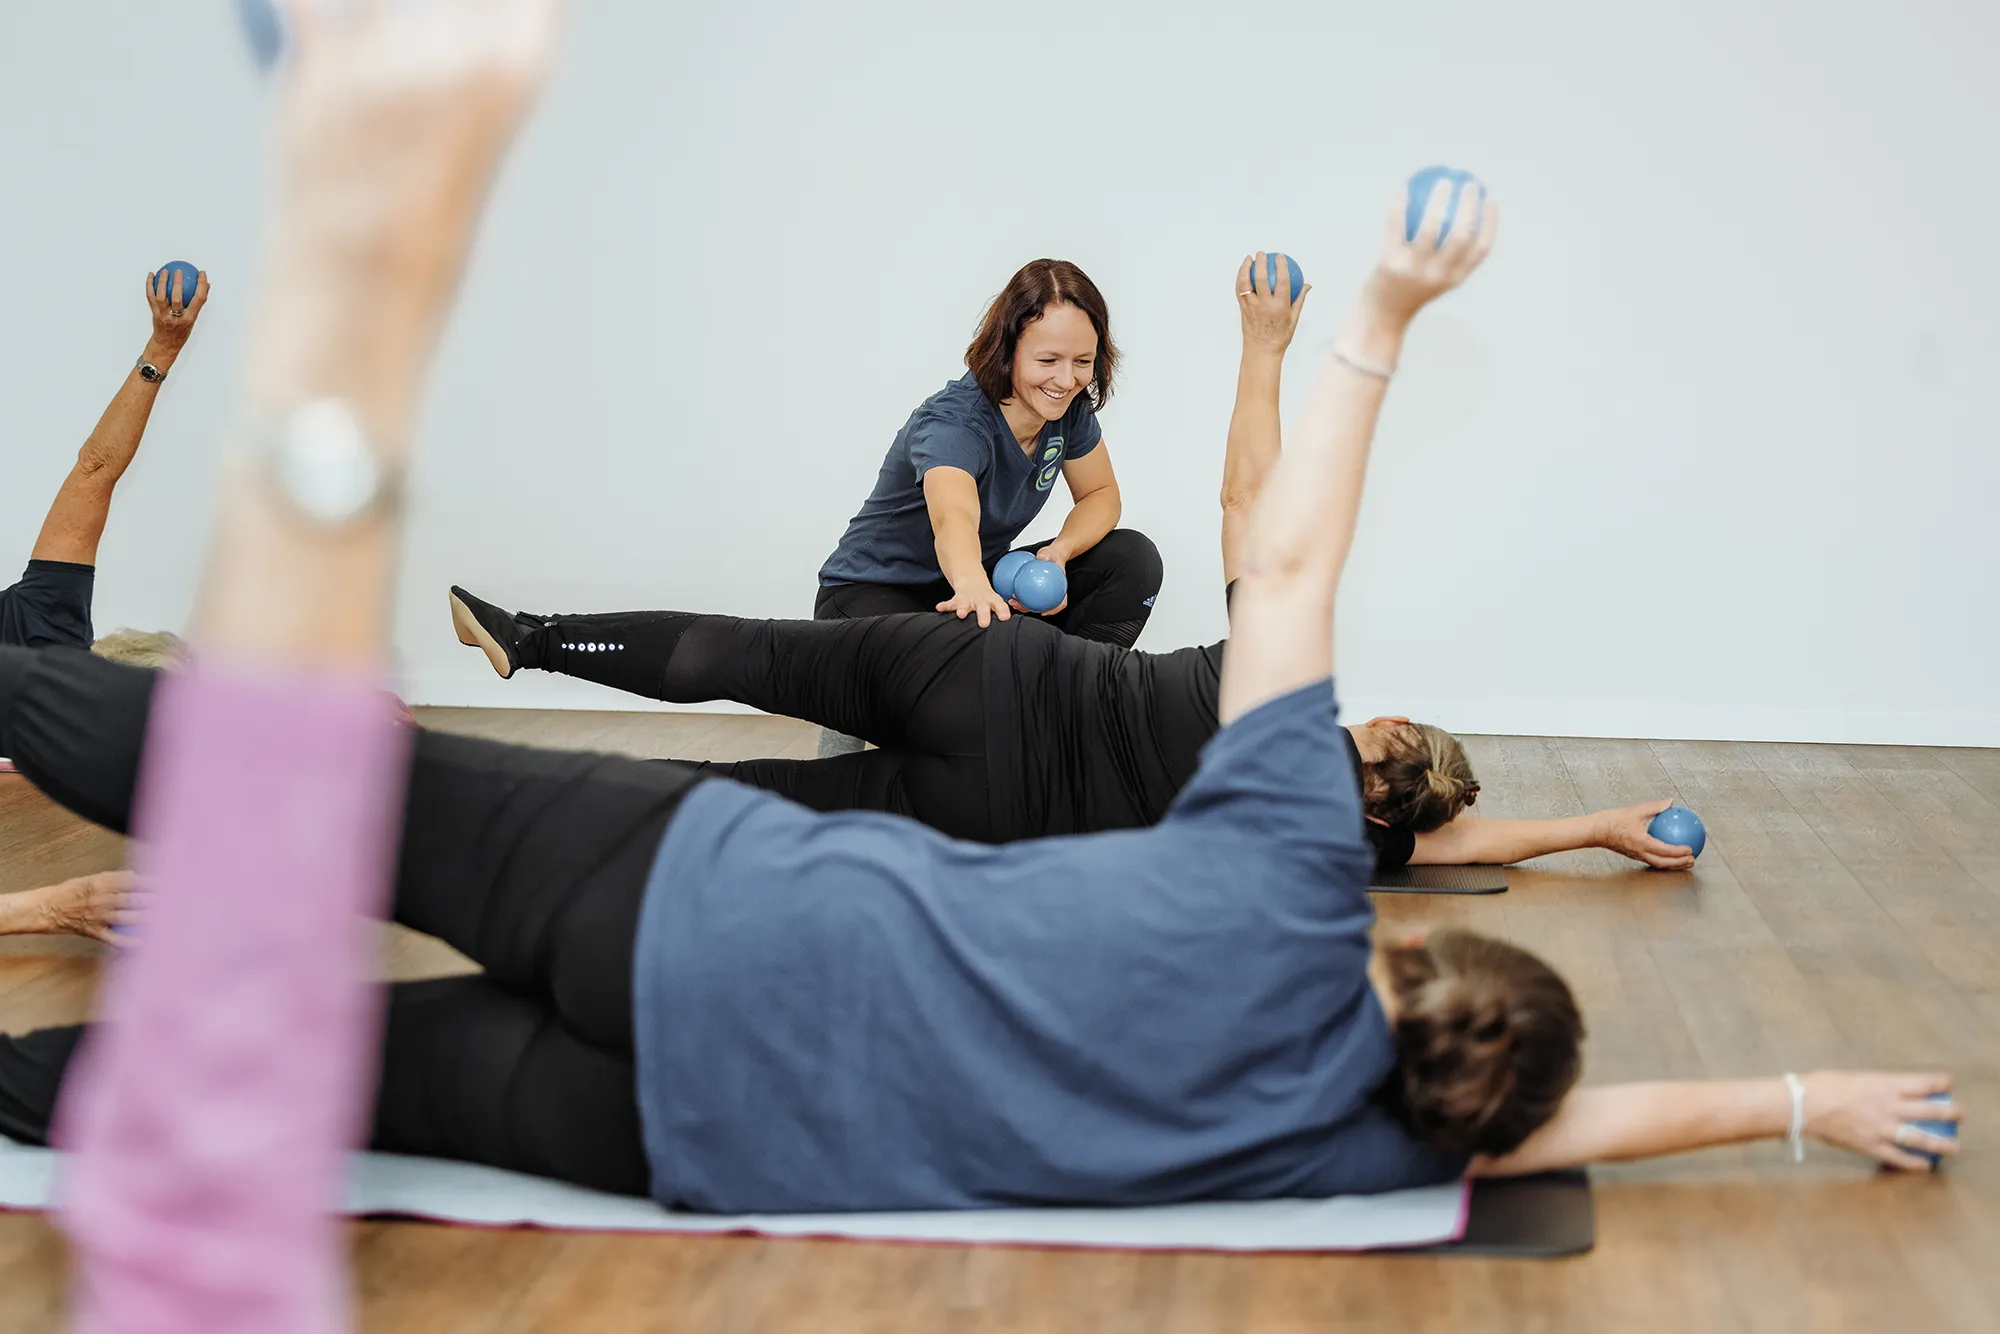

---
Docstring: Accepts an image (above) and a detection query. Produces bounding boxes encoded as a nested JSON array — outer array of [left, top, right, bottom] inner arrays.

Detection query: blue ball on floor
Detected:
[[990, 551, 1034, 601], [1906, 1092, 1958, 1171], [1011, 560, 1068, 614], [1647, 805, 1707, 859], [1404, 166, 1483, 248], [1250, 252, 1305, 303], [156, 261, 200, 308]]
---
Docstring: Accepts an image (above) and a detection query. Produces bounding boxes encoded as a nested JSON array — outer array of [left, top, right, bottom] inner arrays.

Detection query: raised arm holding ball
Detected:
[[0, 264, 209, 652]]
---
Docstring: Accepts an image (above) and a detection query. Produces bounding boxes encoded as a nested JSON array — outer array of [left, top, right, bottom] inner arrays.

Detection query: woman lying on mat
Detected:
[[450, 260, 1696, 875], [812, 258, 1161, 648], [0, 196, 1954, 1212]]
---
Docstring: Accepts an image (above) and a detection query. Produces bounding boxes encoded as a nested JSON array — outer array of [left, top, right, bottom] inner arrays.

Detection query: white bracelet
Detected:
[[1784, 1072, 1807, 1163], [1330, 346, 1395, 381]]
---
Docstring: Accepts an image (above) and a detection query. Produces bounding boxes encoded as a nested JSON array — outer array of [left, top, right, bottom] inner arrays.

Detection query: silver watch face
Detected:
[[269, 400, 383, 525], [137, 362, 164, 383]]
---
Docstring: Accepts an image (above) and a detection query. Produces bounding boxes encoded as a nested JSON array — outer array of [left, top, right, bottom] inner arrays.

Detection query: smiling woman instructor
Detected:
[[814, 260, 1163, 648]]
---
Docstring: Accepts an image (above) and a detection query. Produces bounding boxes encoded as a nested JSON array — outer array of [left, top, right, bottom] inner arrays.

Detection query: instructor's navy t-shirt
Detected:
[[632, 678, 1468, 1215], [818, 373, 1102, 587]]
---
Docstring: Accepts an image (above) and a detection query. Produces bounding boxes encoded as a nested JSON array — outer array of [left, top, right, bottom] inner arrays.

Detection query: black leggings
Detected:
[[0, 646, 691, 1196], [814, 527, 1163, 649], [529, 608, 1001, 841]]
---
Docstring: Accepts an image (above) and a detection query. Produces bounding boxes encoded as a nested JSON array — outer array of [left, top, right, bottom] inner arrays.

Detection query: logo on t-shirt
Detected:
[[1036, 437, 1064, 491]]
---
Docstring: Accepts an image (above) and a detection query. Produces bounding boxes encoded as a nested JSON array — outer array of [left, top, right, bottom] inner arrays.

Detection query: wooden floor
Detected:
[[1, 711, 1995, 1331]]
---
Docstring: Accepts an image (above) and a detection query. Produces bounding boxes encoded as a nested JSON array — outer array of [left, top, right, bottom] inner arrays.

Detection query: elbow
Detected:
[[68, 447, 120, 494], [73, 446, 116, 482], [1232, 536, 1315, 586]]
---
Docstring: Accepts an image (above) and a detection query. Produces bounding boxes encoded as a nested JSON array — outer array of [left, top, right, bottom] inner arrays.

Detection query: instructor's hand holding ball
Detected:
[[1020, 544, 1070, 617]]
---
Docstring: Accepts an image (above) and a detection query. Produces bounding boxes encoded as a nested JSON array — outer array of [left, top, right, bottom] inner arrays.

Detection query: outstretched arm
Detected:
[[1219, 254, 1308, 586], [1411, 799, 1698, 870], [1470, 1071, 1960, 1177], [31, 271, 211, 566], [1218, 186, 1498, 726]]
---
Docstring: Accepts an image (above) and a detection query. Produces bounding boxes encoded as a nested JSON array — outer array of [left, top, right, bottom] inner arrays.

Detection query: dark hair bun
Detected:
[[1383, 930, 1583, 1157]]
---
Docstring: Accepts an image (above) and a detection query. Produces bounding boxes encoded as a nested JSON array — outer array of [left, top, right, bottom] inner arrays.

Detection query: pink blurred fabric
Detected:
[[55, 663, 412, 1334]]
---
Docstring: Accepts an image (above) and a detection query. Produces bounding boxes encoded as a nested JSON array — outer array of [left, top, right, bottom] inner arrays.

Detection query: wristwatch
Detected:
[[253, 398, 401, 528], [135, 359, 168, 384]]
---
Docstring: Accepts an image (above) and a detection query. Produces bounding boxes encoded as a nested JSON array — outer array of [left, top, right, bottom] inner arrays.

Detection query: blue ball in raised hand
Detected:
[[156, 261, 201, 308], [1405, 166, 1483, 248], [1249, 252, 1305, 302], [237, 0, 286, 69]]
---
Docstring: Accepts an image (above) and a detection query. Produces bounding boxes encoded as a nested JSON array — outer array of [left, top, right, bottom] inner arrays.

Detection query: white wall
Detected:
[[3, 0, 1996, 745]]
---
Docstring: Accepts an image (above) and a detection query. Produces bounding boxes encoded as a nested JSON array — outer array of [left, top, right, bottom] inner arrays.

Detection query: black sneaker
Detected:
[[449, 586, 542, 679]]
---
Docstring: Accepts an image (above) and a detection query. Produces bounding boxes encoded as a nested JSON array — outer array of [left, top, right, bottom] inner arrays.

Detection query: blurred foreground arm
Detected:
[[55, 6, 567, 1334]]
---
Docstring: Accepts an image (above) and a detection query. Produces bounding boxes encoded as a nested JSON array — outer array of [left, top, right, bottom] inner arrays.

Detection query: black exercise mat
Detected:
[[1370, 864, 1509, 894], [1414, 1171, 1594, 1257]]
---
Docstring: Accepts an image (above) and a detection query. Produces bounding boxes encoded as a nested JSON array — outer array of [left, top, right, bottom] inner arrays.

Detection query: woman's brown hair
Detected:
[[964, 260, 1118, 410], [1380, 929, 1584, 1157], [1363, 723, 1479, 834]]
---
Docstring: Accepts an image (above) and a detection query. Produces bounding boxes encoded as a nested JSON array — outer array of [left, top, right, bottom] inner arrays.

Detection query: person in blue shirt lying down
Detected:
[[0, 187, 1959, 1210]]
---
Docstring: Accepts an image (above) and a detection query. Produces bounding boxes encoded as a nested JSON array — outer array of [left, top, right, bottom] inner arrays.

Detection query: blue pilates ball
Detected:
[[1012, 560, 1068, 613], [236, 0, 286, 69], [1905, 1091, 1958, 1171], [1647, 805, 1707, 858], [1251, 252, 1305, 302], [1404, 166, 1483, 248], [990, 550, 1034, 601], [156, 261, 200, 307]]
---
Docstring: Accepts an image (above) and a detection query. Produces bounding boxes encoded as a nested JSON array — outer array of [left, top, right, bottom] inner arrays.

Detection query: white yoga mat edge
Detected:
[[0, 1137, 1471, 1254]]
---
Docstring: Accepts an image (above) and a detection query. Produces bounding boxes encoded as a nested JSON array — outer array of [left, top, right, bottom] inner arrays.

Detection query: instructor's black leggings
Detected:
[[530, 608, 1000, 841], [814, 527, 1163, 648], [0, 646, 688, 1197]]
